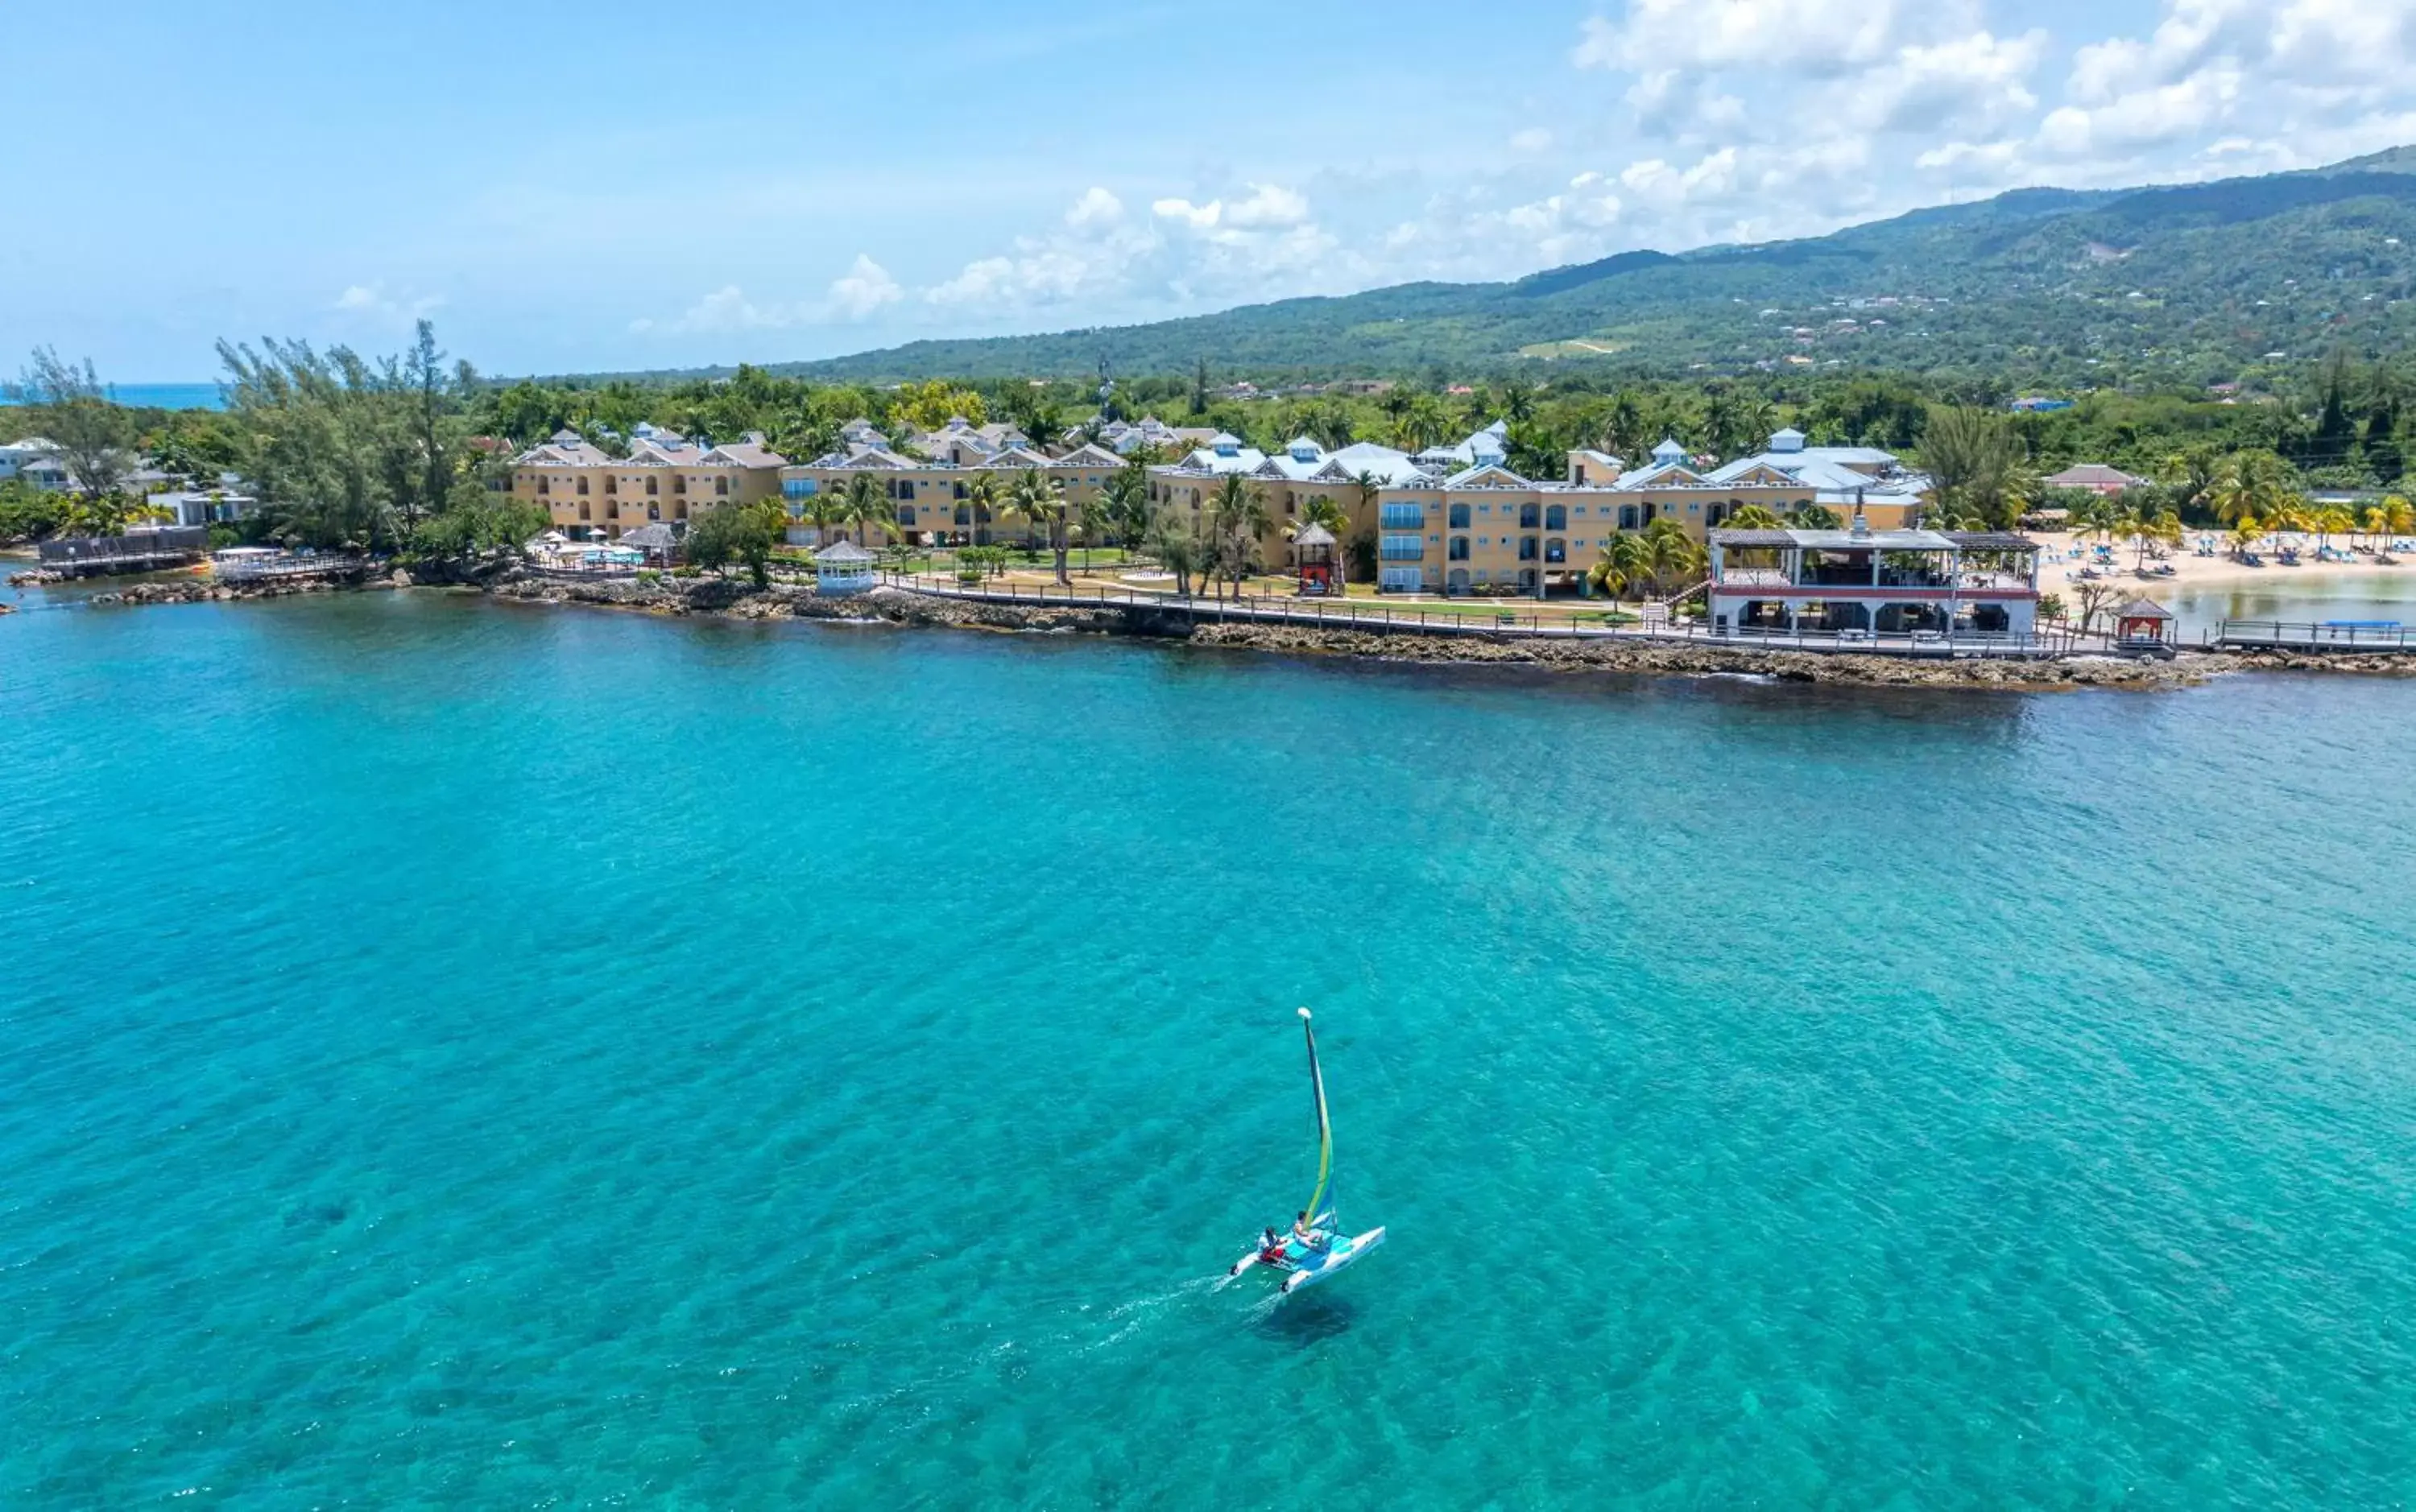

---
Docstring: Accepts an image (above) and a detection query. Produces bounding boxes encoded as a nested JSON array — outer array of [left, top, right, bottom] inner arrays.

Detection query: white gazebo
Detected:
[[814, 539, 877, 595]]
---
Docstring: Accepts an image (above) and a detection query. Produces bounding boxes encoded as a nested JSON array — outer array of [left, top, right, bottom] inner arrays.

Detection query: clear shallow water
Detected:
[[3, 593, 2413, 1507], [0, 382, 221, 413]]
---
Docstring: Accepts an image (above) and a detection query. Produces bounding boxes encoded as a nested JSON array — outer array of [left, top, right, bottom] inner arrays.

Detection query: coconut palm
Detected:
[[2362, 503, 2390, 547], [2386, 495, 2415, 540], [1206, 473, 1271, 601], [840, 472, 894, 547], [1074, 489, 1112, 574], [2205, 448, 2297, 529], [1146, 504, 1202, 597], [1101, 460, 1151, 555], [1787, 503, 1843, 530], [1720, 502, 1785, 530], [1009, 468, 1072, 585], [1587, 533, 1649, 601], [1285, 494, 1354, 591], [801, 485, 846, 547], [2314, 504, 2355, 552], [1634, 517, 1707, 599]]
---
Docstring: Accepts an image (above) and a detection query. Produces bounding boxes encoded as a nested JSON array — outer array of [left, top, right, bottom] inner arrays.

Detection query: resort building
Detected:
[[1147, 425, 1920, 597], [508, 429, 789, 539], [1705, 523, 2042, 638], [2, 438, 72, 491], [2042, 463, 2151, 496], [778, 440, 1130, 547]]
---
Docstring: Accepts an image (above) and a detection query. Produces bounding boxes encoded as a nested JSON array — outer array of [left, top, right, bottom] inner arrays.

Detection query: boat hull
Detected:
[[1279, 1227, 1386, 1294]]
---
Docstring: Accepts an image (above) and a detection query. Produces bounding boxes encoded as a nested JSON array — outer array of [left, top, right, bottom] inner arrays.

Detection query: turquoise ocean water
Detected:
[[2, 592, 2413, 1506], [0, 382, 222, 413]]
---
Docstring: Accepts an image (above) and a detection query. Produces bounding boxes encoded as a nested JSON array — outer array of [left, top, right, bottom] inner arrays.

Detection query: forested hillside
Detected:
[[775, 149, 2416, 386]]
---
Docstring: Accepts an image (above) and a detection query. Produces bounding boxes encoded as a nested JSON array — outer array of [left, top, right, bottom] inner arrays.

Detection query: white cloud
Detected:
[[622, 0, 2416, 353], [331, 282, 444, 324], [826, 254, 903, 320], [1152, 196, 1222, 229], [1222, 183, 1311, 229], [1064, 186, 1124, 229]]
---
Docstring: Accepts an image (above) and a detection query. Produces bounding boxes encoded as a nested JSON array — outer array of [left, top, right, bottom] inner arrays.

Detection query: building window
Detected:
[[898, 506, 916, 527], [1380, 503, 1425, 530], [647, 477, 660, 497], [538, 477, 550, 496], [1448, 503, 1471, 529], [674, 477, 687, 495], [1519, 537, 1538, 561], [954, 481, 967, 500], [605, 477, 618, 495], [1619, 505, 1640, 529], [715, 477, 730, 498], [574, 477, 589, 496], [1448, 536, 1470, 560], [1518, 503, 1540, 528], [1545, 505, 1566, 531], [577, 501, 590, 520]]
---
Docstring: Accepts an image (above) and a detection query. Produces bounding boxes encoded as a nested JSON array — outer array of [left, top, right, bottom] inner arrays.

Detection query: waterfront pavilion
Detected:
[[1291, 523, 1338, 595], [1707, 524, 2042, 638], [814, 539, 877, 595]]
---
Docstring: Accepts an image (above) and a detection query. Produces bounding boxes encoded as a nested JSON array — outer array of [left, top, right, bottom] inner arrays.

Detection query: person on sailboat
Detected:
[[1292, 1211, 1328, 1251]]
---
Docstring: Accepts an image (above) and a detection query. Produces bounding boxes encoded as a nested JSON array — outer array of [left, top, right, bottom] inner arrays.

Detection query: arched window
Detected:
[[1518, 502, 1540, 529], [1545, 505, 1566, 531], [1448, 503, 1471, 528]]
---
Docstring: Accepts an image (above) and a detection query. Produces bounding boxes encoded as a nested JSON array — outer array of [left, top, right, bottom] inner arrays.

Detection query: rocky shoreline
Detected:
[[30, 565, 2416, 688]]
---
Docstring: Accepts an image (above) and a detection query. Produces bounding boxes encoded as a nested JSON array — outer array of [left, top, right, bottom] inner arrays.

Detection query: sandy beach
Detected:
[[2029, 530, 2416, 609]]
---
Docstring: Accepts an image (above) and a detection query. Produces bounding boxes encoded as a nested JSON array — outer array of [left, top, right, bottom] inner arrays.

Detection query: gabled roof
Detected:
[[1614, 461, 1711, 490], [1444, 462, 1526, 488], [1053, 442, 1124, 469], [987, 445, 1052, 469], [707, 441, 789, 469]]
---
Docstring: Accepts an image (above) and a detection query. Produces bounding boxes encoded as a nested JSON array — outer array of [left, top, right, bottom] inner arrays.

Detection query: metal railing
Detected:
[[2213, 619, 2416, 651], [876, 572, 2060, 657]]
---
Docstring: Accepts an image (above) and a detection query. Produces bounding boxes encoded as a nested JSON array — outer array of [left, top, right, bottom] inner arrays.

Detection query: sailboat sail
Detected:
[[1226, 1006, 1387, 1295], [1301, 1007, 1333, 1223]]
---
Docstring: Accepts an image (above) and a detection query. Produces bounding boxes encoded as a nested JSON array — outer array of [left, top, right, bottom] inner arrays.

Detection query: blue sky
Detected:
[[11, 0, 2413, 379]]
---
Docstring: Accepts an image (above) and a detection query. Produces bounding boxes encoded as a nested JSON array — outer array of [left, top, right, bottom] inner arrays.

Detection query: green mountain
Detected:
[[779, 149, 2416, 384]]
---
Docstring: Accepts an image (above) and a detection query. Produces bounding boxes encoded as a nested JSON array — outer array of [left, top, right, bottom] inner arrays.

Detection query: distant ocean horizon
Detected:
[[0, 382, 223, 411]]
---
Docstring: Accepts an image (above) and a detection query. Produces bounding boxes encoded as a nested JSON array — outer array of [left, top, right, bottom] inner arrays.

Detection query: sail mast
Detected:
[[1301, 1007, 1333, 1222]]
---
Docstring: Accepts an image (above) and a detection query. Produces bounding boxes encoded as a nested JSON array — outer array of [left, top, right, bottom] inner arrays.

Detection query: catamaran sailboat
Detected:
[[1227, 1008, 1386, 1295]]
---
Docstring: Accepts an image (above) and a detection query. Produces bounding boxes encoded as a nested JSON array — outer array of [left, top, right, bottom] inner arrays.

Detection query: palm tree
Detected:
[[1634, 517, 1706, 600], [2205, 448, 2296, 529], [840, 472, 891, 547], [1009, 468, 1071, 585], [1206, 473, 1270, 601], [802, 486, 847, 547], [1146, 505, 1201, 597], [1787, 503, 1843, 530], [2314, 504, 2356, 552], [1588, 533, 1649, 601], [965, 469, 1005, 548], [2362, 503, 2389, 548], [1074, 490, 1112, 574], [1921, 404, 2033, 528], [1721, 502, 1785, 530], [2386, 494, 2415, 541], [1101, 460, 1151, 557], [1285, 494, 1353, 591]]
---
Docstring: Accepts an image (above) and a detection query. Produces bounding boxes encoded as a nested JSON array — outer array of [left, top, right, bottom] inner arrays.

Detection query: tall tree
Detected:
[[8, 348, 134, 506]]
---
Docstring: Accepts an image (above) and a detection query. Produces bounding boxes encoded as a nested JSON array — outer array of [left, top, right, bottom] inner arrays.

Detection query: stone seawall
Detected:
[[48, 566, 2416, 686]]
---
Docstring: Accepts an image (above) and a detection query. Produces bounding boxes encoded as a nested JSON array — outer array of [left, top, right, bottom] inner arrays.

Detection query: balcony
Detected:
[[1380, 533, 1425, 563], [1380, 506, 1427, 530]]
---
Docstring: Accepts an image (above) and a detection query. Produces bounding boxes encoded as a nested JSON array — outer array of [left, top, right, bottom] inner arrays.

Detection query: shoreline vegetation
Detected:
[[28, 564, 2416, 689]]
